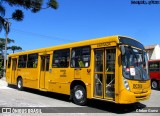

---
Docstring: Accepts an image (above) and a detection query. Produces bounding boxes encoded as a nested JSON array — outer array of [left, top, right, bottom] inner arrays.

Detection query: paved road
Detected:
[[0, 78, 160, 116]]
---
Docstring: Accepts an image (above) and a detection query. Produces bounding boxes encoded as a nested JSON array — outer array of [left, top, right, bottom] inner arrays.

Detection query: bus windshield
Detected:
[[122, 46, 149, 80]]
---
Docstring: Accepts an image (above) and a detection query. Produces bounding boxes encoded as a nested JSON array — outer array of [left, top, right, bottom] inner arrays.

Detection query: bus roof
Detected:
[[8, 35, 144, 56]]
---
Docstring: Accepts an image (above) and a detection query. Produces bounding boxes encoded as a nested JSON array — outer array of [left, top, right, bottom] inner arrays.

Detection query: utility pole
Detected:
[[3, 19, 9, 77]]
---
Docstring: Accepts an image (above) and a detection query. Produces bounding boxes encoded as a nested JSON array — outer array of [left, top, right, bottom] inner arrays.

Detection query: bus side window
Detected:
[[46, 55, 50, 71], [27, 53, 38, 68], [18, 55, 27, 68], [52, 49, 70, 68], [71, 46, 91, 68], [71, 50, 75, 67], [7, 57, 11, 68], [149, 62, 159, 72]]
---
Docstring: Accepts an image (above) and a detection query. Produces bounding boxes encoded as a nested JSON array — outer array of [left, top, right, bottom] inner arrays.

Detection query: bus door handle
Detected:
[[75, 68, 81, 70]]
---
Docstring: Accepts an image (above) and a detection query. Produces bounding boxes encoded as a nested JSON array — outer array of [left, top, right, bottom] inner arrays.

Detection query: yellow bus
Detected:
[[6, 35, 151, 105]]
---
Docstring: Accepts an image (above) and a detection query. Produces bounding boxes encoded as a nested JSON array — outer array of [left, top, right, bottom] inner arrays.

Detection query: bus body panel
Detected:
[[5, 35, 151, 104], [127, 80, 151, 94], [150, 72, 160, 81], [149, 60, 160, 80], [48, 68, 73, 95], [17, 68, 39, 89], [148, 60, 160, 89], [118, 88, 151, 104]]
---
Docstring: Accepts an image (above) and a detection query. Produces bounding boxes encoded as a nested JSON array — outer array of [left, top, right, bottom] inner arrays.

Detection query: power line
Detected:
[[11, 28, 74, 43]]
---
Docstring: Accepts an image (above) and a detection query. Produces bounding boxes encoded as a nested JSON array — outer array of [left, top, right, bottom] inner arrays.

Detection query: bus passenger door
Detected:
[[94, 48, 116, 100], [40, 55, 50, 89], [105, 48, 116, 99], [94, 49, 104, 98], [11, 58, 17, 84]]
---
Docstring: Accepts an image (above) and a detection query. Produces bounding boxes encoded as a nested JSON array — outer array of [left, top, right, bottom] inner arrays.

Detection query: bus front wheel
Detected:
[[17, 78, 23, 90], [151, 80, 159, 90], [72, 85, 87, 105]]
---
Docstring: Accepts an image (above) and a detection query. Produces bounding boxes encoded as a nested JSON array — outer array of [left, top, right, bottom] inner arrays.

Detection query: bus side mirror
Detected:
[[120, 46, 125, 55]]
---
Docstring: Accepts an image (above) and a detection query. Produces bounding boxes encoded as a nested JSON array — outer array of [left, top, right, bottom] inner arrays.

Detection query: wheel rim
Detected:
[[152, 81, 157, 89], [75, 90, 83, 100], [18, 80, 21, 89]]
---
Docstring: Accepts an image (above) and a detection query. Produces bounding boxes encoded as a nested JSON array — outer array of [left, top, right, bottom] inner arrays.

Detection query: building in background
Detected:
[[145, 44, 160, 60]]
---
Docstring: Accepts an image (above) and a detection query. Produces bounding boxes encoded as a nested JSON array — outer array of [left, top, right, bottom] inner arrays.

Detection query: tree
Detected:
[[0, 38, 15, 59], [0, 0, 58, 32], [0, 37, 22, 78], [0, 37, 22, 55], [7, 45, 22, 53], [0, 1, 7, 32], [0, 37, 14, 52], [0, 37, 15, 78]]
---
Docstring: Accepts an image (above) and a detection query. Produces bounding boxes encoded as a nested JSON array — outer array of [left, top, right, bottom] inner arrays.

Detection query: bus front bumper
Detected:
[[118, 89, 151, 104]]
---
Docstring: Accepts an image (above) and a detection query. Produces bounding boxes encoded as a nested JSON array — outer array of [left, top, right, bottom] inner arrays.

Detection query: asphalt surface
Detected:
[[0, 78, 160, 116]]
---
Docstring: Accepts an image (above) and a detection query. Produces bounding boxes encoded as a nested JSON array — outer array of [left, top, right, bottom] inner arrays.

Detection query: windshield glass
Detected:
[[122, 46, 149, 80]]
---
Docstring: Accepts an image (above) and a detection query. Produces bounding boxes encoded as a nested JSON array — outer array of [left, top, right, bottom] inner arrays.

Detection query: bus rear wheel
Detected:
[[151, 80, 159, 90], [72, 85, 87, 105], [17, 78, 23, 90]]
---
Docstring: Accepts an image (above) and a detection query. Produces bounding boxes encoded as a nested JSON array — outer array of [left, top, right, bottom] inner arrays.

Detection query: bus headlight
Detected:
[[124, 78, 130, 91]]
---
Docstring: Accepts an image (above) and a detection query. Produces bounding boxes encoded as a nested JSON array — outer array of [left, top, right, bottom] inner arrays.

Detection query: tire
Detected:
[[72, 85, 87, 105], [17, 78, 23, 90], [151, 80, 159, 90]]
